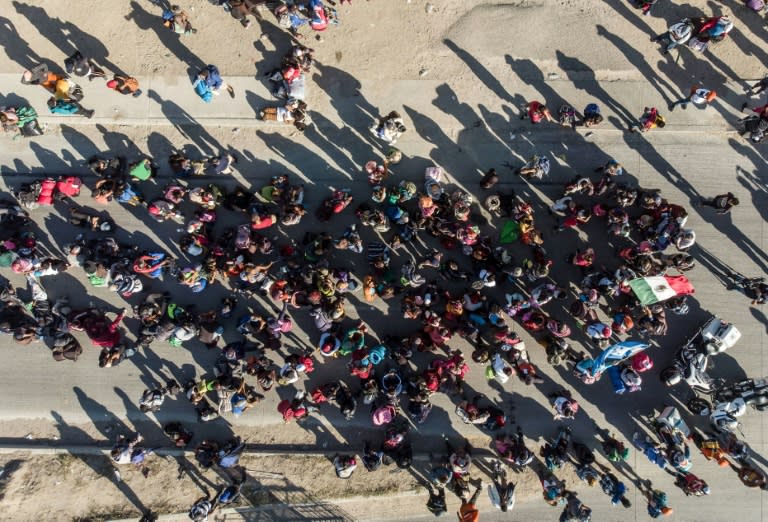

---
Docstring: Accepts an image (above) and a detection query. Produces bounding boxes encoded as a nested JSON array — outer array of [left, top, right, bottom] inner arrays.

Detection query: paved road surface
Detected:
[[0, 1, 767, 520]]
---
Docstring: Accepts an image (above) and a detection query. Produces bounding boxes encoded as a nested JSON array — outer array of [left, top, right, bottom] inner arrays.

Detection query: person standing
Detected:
[[669, 85, 717, 111], [698, 192, 739, 215]]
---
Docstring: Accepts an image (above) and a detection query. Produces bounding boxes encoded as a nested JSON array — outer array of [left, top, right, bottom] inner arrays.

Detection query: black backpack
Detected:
[[52, 334, 82, 362]]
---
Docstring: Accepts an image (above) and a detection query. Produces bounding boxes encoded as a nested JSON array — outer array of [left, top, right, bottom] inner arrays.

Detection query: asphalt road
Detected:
[[0, 1, 767, 521]]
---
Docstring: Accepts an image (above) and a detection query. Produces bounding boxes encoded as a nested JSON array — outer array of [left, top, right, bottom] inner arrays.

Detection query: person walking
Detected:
[[698, 192, 739, 215], [744, 75, 768, 98], [740, 101, 768, 118], [107, 75, 143, 97], [668, 85, 717, 111], [64, 50, 106, 81], [47, 97, 94, 119], [194, 64, 235, 103], [457, 481, 483, 522]]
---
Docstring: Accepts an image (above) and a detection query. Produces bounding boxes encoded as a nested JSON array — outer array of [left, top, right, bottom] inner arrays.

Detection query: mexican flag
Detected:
[[629, 275, 695, 305]]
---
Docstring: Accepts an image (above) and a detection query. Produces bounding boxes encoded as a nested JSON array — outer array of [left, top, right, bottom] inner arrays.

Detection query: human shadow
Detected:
[[736, 168, 768, 224], [12, 1, 122, 73], [443, 39, 514, 104], [244, 89, 271, 120], [430, 83, 542, 195], [749, 307, 768, 334], [95, 124, 144, 160], [256, 130, 344, 186], [555, 50, 638, 126], [29, 142, 73, 173], [59, 124, 102, 166], [124, 1, 205, 70], [0, 91, 33, 110], [690, 244, 738, 287], [595, 24, 680, 107], [313, 63, 378, 131], [732, 138, 768, 186], [147, 89, 224, 156], [64, 393, 153, 518], [303, 110, 369, 177], [0, 16, 50, 70], [146, 131, 176, 170]]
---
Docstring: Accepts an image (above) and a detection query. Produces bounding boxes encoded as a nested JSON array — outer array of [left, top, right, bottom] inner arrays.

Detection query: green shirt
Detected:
[[130, 161, 152, 181]]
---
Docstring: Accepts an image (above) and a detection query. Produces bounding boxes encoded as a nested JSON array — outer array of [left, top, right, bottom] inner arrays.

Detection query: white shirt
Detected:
[[690, 89, 713, 105], [493, 354, 511, 384]]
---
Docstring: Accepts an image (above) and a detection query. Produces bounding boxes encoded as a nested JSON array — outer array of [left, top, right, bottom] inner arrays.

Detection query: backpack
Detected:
[[147, 201, 163, 216], [424, 166, 443, 182], [371, 404, 396, 425], [0, 252, 17, 268], [558, 104, 577, 125], [205, 65, 222, 87], [37, 179, 57, 205], [16, 184, 40, 209], [52, 334, 82, 362], [408, 400, 432, 424], [188, 499, 212, 522], [194, 80, 212, 103], [56, 176, 82, 197], [121, 77, 140, 92], [235, 224, 251, 250], [275, 5, 292, 27], [368, 344, 387, 365]]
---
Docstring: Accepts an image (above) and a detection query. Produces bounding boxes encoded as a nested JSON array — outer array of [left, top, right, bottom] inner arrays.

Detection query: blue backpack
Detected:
[[205, 65, 223, 89], [585, 103, 600, 115], [194, 80, 212, 103]]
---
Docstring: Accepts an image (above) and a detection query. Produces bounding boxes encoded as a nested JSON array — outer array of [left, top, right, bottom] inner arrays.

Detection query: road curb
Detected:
[[0, 442, 496, 461], [105, 489, 425, 522]]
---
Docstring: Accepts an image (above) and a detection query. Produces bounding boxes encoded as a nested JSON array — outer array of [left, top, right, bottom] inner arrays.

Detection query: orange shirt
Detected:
[[458, 503, 479, 522]]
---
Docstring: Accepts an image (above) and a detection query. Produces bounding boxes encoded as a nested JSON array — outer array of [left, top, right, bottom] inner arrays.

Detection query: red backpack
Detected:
[[36, 178, 57, 205], [56, 176, 82, 197]]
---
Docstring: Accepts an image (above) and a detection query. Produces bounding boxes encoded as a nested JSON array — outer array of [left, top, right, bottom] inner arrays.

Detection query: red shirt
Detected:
[[528, 101, 543, 123]]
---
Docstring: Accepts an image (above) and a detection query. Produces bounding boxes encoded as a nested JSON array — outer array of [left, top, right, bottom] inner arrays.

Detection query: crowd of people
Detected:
[[1, 1, 767, 522]]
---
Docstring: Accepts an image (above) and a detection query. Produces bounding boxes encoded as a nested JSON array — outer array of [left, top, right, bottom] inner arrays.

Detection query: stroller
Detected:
[[488, 459, 516, 512]]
